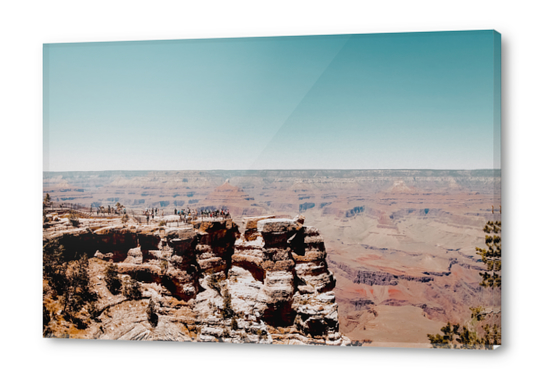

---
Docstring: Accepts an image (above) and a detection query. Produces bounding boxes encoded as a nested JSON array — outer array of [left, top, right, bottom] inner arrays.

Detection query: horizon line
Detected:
[[43, 168, 502, 173]]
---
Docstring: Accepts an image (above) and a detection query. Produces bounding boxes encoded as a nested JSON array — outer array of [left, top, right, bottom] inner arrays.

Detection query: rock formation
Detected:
[[42, 214, 350, 345]]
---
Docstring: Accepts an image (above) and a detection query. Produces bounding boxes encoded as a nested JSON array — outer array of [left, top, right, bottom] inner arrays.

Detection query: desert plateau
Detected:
[[43, 169, 501, 347]]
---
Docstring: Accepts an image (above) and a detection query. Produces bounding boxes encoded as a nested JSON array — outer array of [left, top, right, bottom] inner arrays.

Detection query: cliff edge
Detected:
[[43, 214, 350, 345]]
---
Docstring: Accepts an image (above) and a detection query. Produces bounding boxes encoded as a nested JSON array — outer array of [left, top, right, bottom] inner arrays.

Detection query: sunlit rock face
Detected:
[[43, 215, 349, 345]]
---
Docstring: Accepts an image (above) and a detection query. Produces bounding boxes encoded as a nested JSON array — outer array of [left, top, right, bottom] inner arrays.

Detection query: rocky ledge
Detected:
[[43, 215, 350, 345]]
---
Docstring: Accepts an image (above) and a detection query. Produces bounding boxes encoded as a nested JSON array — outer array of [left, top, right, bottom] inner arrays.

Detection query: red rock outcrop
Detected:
[[43, 216, 349, 345]]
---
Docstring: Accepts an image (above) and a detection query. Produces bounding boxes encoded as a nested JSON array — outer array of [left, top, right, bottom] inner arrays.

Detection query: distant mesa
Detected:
[[206, 181, 251, 202], [205, 181, 263, 216], [446, 178, 463, 190], [289, 181, 312, 193], [382, 180, 417, 194]]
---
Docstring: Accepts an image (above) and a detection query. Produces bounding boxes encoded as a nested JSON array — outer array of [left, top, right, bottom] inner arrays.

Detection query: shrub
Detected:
[[68, 211, 80, 227], [43, 241, 68, 296], [160, 260, 168, 275], [221, 288, 235, 319], [122, 277, 142, 300], [87, 302, 101, 321], [349, 339, 372, 346], [207, 274, 221, 293], [65, 254, 95, 314], [43, 303, 51, 335], [147, 298, 159, 327], [104, 264, 122, 295], [43, 243, 97, 331]]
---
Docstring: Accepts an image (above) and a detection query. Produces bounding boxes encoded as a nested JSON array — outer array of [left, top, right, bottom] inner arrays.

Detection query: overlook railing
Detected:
[[44, 201, 230, 229]]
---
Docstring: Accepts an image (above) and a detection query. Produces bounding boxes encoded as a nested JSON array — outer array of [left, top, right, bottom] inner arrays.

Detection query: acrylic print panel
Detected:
[[43, 30, 501, 348]]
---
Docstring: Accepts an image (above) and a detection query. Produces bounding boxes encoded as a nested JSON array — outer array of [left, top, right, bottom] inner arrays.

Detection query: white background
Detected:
[[0, 1, 539, 378]]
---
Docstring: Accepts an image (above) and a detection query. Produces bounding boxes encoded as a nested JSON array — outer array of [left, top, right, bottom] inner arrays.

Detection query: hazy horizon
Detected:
[[43, 168, 502, 173], [44, 31, 501, 172]]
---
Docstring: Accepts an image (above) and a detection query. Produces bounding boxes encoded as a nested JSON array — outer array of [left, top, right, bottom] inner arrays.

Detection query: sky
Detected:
[[43, 30, 501, 171]]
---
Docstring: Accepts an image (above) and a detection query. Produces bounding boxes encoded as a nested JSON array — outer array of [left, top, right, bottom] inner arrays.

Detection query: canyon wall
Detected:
[[43, 215, 349, 345]]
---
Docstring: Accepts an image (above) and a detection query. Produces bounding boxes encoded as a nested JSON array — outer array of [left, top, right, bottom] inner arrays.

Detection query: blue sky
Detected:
[[43, 30, 500, 171]]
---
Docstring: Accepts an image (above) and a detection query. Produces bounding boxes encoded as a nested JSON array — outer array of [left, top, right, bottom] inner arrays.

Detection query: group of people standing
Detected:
[[142, 207, 230, 224], [92, 205, 126, 215], [173, 208, 230, 222], [144, 207, 163, 223]]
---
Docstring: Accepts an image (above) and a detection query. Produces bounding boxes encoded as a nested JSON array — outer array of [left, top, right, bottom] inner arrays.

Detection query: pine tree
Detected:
[[44, 193, 51, 207], [64, 253, 93, 315], [476, 221, 501, 288], [43, 240, 67, 296], [428, 219, 501, 349]]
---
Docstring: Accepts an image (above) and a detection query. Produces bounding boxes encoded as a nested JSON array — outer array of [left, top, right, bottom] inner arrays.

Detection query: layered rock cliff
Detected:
[[43, 215, 350, 345]]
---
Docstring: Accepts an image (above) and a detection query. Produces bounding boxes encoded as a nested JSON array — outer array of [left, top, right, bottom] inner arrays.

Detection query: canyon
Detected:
[[43, 169, 501, 347]]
